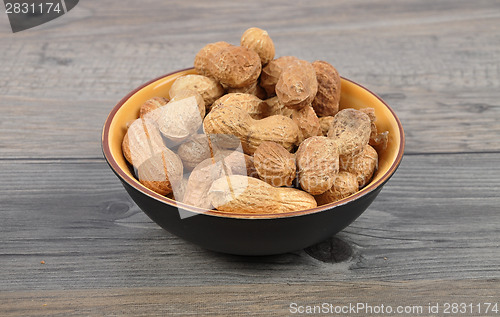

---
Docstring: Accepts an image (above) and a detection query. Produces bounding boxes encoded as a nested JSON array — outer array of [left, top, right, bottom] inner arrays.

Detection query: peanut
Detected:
[[136, 149, 183, 196], [203, 104, 299, 155], [169, 89, 206, 118], [360, 107, 389, 151], [211, 150, 257, 179], [314, 171, 359, 205], [319, 116, 334, 136], [208, 175, 317, 214], [139, 97, 169, 119], [194, 41, 231, 78], [183, 150, 254, 209], [296, 136, 340, 195], [254, 141, 296, 187], [340, 144, 378, 188], [260, 56, 299, 96], [240, 27, 275, 65], [370, 131, 389, 151], [212, 45, 262, 88], [205, 131, 243, 151], [227, 81, 267, 100], [263, 96, 295, 118], [291, 105, 322, 144], [311, 60, 341, 117], [154, 95, 204, 145], [169, 74, 224, 108], [210, 93, 267, 119], [276, 59, 318, 110], [177, 134, 212, 170], [122, 118, 166, 168], [121, 29, 388, 213], [327, 108, 371, 156], [263, 97, 321, 143]]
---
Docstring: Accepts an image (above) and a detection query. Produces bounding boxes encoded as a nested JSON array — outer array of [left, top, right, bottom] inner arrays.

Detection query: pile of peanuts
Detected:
[[122, 27, 389, 214]]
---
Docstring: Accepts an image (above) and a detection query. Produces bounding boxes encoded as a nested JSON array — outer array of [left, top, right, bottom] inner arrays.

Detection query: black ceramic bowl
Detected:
[[102, 68, 404, 255]]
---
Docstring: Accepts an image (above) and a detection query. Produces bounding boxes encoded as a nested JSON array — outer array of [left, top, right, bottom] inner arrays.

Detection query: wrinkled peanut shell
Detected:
[[312, 60, 341, 117], [314, 171, 359, 205], [240, 27, 275, 65], [254, 141, 296, 187], [296, 136, 340, 195]]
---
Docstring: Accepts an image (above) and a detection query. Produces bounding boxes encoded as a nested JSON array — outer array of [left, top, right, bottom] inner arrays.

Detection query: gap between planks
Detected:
[[1, 150, 499, 163]]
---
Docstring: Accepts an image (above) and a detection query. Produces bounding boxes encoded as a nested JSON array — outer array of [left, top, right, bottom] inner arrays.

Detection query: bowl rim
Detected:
[[102, 68, 405, 220]]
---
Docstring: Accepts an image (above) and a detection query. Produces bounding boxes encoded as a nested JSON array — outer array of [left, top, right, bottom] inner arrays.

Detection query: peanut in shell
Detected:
[[169, 74, 224, 108], [194, 41, 231, 78], [254, 141, 296, 187], [208, 175, 317, 214], [314, 171, 359, 205], [240, 27, 275, 65], [212, 45, 262, 88], [327, 108, 371, 156], [311, 60, 341, 117], [276, 59, 318, 110], [296, 136, 340, 195]]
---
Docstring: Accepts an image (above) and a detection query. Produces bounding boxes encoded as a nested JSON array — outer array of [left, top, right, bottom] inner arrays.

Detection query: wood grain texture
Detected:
[[2, 0, 500, 314], [1, 153, 499, 291], [0, 0, 499, 158], [2, 280, 500, 316]]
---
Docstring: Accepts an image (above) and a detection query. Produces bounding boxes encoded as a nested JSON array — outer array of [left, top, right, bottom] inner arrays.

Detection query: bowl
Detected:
[[102, 68, 404, 255]]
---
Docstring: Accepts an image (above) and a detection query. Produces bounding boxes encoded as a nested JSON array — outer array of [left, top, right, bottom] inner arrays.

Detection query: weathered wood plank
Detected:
[[1, 280, 500, 317], [0, 153, 499, 290], [2, 1, 499, 314], [1, 0, 499, 158]]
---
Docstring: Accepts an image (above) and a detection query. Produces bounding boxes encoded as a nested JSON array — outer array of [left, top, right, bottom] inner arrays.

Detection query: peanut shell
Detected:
[[155, 96, 204, 145], [254, 141, 296, 187], [194, 41, 231, 78], [136, 149, 184, 196], [276, 59, 318, 110], [212, 45, 262, 88], [203, 105, 299, 155], [260, 56, 299, 96], [319, 116, 334, 136], [327, 108, 371, 156], [296, 136, 340, 195], [370, 131, 389, 151], [340, 144, 378, 188], [263, 96, 295, 118], [314, 171, 359, 205], [169, 74, 224, 107], [122, 118, 166, 168], [210, 93, 267, 119], [177, 134, 213, 170], [359, 107, 389, 151], [139, 97, 169, 119], [311, 60, 341, 117], [291, 105, 322, 144], [240, 27, 275, 65], [182, 150, 253, 209], [227, 81, 267, 100], [169, 89, 206, 118], [208, 175, 317, 214]]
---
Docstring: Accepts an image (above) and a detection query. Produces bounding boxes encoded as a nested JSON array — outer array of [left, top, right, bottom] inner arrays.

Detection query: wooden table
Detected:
[[1, 1, 499, 316]]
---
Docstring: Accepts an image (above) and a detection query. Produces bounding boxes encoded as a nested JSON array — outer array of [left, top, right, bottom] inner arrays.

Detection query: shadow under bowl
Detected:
[[102, 68, 405, 256]]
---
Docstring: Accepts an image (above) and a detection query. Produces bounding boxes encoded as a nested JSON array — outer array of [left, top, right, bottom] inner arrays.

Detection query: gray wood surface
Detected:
[[1, 0, 500, 315], [1, 153, 499, 290], [2, 280, 500, 317]]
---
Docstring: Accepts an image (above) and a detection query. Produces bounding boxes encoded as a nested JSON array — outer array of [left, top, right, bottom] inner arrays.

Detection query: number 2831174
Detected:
[[5, 2, 63, 15]]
